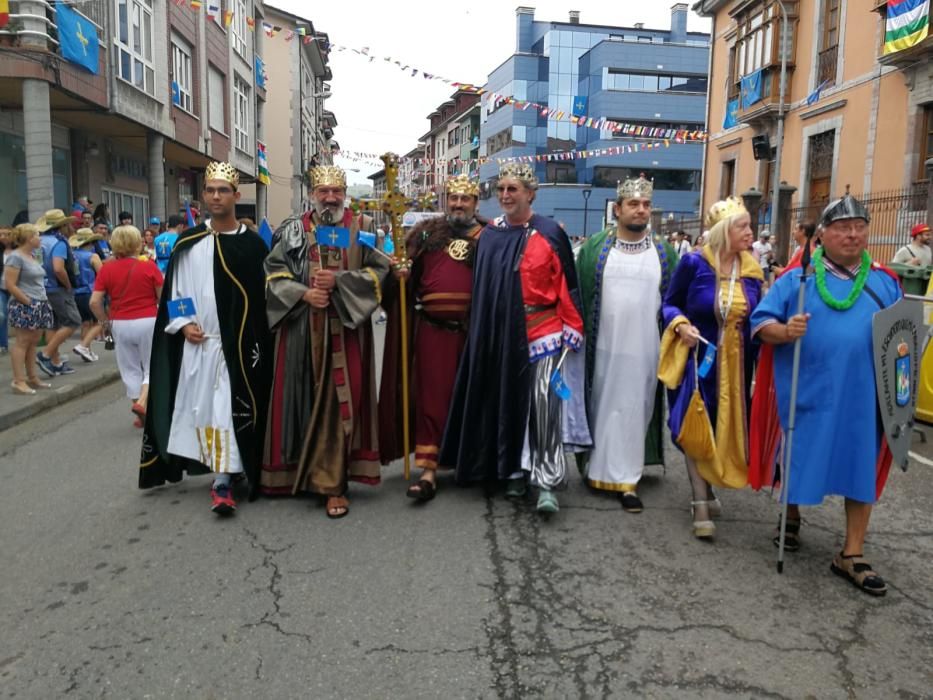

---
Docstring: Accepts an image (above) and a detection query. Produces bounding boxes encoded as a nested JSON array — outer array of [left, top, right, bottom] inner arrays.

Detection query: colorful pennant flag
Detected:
[[257, 142, 271, 185]]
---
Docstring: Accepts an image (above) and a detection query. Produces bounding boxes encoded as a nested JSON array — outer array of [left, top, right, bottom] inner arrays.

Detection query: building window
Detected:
[[818, 0, 840, 86], [233, 74, 250, 153], [721, 159, 736, 200], [114, 0, 155, 95], [208, 0, 224, 28], [101, 187, 149, 228], [729, 1, 797, 92], [171, 40, 193, 114], [807, 130, 835, 204], [606, 71, 708, 94], [232, 0, 248, 57], [208, 65, 225, 133], [593, 167, 701, 191], [918, 105, 933, 181]]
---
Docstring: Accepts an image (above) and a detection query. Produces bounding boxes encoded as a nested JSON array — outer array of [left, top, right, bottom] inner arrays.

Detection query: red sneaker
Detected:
[[210, 483, 237, 516]]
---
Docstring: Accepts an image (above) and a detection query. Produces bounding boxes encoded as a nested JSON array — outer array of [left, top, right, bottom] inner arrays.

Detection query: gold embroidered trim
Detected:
[[362, 266, 382, 306]]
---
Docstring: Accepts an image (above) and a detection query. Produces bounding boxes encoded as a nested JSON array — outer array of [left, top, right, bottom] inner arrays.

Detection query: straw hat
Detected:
[[69, 228, 104, 248], [36, 209, 77, 233]]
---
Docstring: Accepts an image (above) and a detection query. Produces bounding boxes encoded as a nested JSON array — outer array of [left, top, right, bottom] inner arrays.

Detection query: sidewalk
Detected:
[[0, 337, 121, 432]]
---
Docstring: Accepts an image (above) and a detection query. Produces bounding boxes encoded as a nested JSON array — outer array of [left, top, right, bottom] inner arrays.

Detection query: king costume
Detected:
[[140, 164, 273, 499], [261, 166, 390, 499], [440, 164, 590, 500], [749, 196, 902, 506], [379, 176, 484, 476], [576, 176, 679, 497]]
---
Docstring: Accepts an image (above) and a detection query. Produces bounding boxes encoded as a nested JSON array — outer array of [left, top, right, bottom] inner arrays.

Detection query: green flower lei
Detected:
[[812, 248, 872, 311]]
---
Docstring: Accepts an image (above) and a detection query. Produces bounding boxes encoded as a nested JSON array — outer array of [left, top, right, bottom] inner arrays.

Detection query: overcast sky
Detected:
[[273, 1, 711, 185]]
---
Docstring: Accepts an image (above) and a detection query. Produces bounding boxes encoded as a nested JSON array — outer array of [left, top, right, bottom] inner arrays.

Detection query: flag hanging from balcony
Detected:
[[0, 0, 9, 30], [723, 98, 740, 129], [56, 3, 99, 75], [740, 69, 763, 110], [884, 0, 930, 54], [257, 142, 271, 185]]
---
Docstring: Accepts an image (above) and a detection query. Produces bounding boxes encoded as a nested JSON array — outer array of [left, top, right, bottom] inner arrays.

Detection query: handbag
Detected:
[[676, 348, 716, 461], [105, 260, 139, 350]]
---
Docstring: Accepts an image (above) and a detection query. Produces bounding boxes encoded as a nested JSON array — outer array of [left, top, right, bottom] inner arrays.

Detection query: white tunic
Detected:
[[588, 240, 661, 490], [165, 223, 244, 475]]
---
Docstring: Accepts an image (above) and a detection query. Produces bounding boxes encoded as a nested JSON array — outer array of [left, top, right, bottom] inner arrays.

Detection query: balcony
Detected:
[[734, 65, 794, 127], [817, 44, 837, 87]]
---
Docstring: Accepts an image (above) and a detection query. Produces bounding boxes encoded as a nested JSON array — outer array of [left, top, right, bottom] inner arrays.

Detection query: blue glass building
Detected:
[[477, 5, 710, 235]]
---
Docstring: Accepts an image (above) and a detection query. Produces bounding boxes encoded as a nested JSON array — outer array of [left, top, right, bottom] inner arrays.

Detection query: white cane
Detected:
[[777, 234, 814, 574]]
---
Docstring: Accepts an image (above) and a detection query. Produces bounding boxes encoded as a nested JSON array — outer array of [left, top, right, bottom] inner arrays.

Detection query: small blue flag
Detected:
[[571, 95, 588, 118], [57, 3, 99, 75], [697, 343, 717, 379], [167, 297, 196, 320], [357, 231, 377, 249], [383, 235, 395, 255], [258, 218, 274, 249], [806, 79, 830, 106], [549, 368, 572, 401], [184, 200, 196, 228], [723, 98, 740, 130], [171, 81, 181, 106], [317, 226, 350, 249]]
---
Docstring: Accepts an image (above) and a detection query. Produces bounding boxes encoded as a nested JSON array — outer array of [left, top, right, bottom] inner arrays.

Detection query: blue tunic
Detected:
[[750, 267, 901, 505]]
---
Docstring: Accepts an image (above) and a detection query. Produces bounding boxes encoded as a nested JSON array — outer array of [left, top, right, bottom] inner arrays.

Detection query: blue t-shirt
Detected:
[[153, 232, 179, 273], [39, 233, 69, 290], [73, 248, 97, 295]]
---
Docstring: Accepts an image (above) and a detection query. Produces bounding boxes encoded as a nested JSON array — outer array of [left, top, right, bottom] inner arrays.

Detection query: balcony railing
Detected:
[[817, 44, 838, 87]]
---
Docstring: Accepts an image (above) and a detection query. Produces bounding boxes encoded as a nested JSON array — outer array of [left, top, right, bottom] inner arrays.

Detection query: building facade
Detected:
[[418, 89, 482, 205], [0, 0, 268, 226], [477, 5, 710, 235], [694, 0, 928, 250], [249, 4, 332, 226]]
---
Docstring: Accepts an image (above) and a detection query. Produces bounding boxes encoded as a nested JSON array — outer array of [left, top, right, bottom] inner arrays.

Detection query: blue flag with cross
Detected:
[[57, 2, 99, 75], [316, 226, 350, 249], [167, 297, 196, 320]]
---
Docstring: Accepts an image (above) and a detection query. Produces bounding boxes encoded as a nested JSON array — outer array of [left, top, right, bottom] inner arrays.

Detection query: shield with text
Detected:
[[872, 298, 924, 472]]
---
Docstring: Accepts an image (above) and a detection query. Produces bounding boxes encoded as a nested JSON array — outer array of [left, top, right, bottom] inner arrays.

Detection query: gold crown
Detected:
[[309, 165, 347, 189], [445, 174, 480, 197], [498, 162, 538, 187], [705, 196, 747, 229], [205, 161, 240, 189], [617, 173, 653, 201]]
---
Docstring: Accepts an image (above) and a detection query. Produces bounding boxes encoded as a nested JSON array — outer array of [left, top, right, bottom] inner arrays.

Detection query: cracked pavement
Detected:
[[1, 382, 932, 698]]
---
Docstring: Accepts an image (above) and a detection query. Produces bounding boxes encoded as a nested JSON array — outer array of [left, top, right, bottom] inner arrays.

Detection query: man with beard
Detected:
[[262, 165, 389, 519], [140, 161, 273, 516], [441, 163, 590, 513], [379, 175, 485, 502], [576, 175, 679, 512]]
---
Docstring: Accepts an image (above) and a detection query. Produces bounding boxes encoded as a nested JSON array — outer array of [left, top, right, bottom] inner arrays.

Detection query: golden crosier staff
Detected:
[[358, 153, 413, 480]]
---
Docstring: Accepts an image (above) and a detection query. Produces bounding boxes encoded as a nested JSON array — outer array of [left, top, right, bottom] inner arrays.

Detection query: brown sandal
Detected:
[[406, 479, 436, 502], [830, 552, 887, 597], [325, 495, 349, 519]]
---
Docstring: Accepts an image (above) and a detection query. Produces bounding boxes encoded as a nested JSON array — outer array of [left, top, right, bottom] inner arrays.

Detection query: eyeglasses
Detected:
[[204, 186, 235, 196]]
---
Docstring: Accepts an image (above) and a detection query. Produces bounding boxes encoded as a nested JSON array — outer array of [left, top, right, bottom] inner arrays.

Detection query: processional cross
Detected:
[[357, 153, 413, 479]]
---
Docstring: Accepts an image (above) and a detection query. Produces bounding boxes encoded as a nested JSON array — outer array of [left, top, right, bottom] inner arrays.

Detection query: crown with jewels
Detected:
[[617, 173, 653, 201], [445, 174, 480, 197], [498, 162, 538, 187], [308, 165, 347, 189], [705, 196, 747, 229], [204, 161, 240, 189]]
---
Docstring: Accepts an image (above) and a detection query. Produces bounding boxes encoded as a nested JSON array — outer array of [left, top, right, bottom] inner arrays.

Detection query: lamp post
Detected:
[[771, 1, 790, 263], [582, 187, 592, 236]]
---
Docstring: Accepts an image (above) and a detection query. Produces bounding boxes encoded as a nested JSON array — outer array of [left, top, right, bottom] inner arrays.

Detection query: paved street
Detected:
[[1, 382, 932, 698]]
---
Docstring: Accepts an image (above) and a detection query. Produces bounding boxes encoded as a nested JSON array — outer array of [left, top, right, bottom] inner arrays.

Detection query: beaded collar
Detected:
[[613, 234, 652, 254]]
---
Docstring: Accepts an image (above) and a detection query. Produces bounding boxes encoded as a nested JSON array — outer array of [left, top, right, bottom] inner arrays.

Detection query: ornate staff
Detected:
[[357, 153, 413, 480]]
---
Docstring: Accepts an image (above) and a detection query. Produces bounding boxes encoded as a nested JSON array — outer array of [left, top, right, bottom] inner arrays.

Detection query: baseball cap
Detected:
[[149, 216, 161, 225]]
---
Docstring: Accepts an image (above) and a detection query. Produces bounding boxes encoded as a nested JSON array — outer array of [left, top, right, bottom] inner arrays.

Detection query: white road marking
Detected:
[[908, 450, 933, 467]]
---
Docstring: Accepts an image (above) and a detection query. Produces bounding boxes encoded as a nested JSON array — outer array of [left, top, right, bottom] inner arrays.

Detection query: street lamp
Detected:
[[582, 187, 592, 236], [770, 1, 790, 261]]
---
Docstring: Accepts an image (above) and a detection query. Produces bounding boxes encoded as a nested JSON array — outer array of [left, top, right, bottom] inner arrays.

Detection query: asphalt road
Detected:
[[1, 382, 932, 699]]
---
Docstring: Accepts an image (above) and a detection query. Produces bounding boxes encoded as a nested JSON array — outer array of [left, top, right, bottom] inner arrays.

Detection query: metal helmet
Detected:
[[820, 193, 870, 227]]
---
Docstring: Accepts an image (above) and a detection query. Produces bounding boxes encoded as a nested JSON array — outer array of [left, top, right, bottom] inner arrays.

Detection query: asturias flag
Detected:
[[56, 2, 99, 75], [884, 0, 930, 54], [571, 95, 588, 118]]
